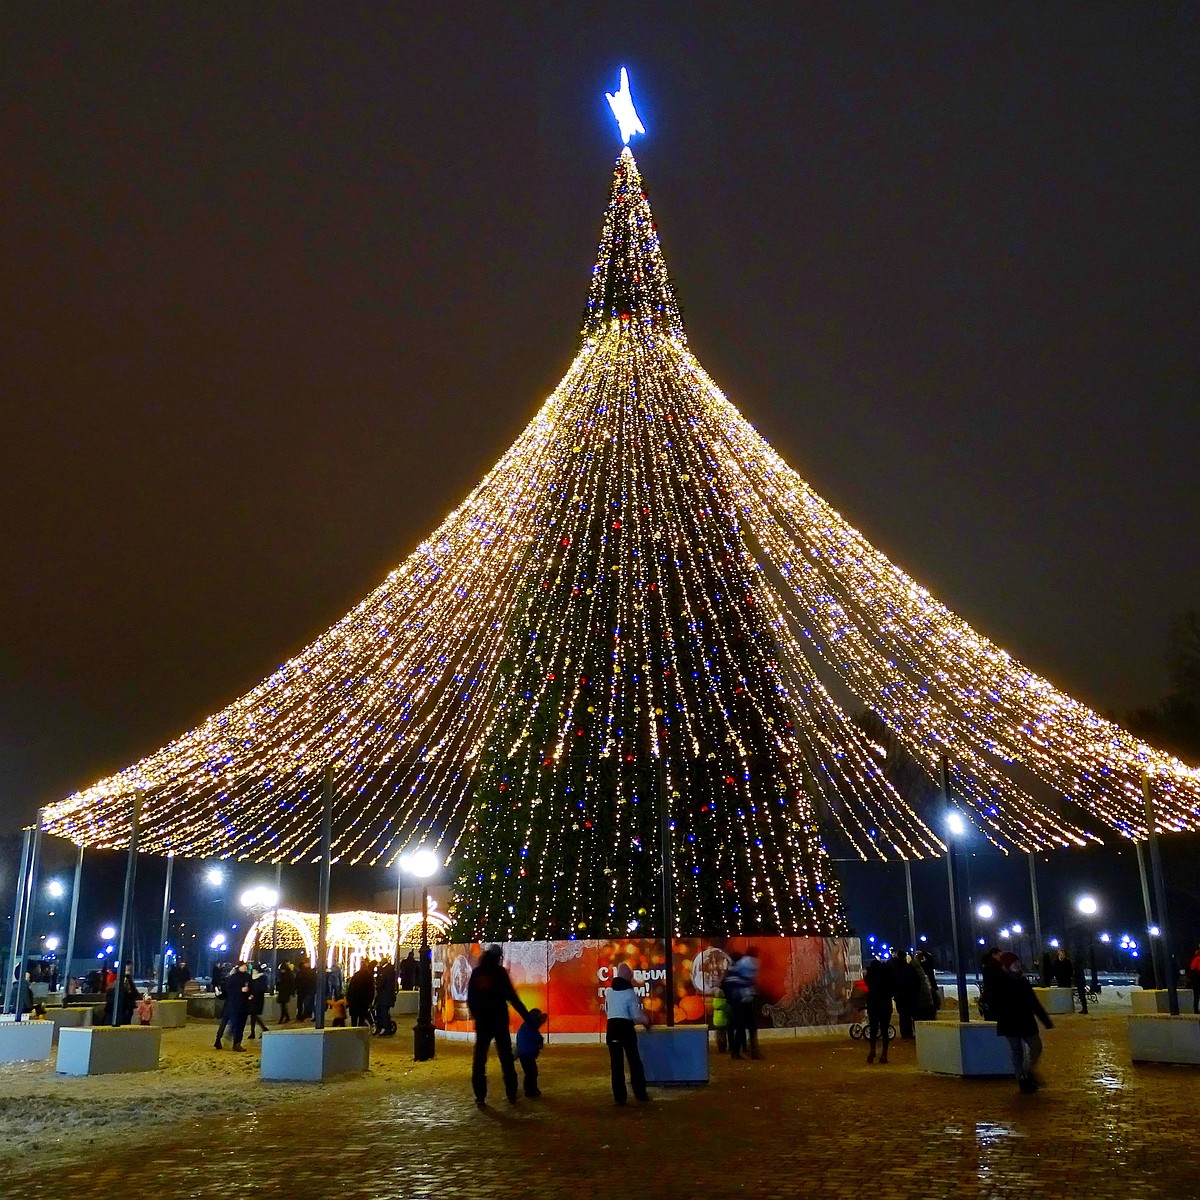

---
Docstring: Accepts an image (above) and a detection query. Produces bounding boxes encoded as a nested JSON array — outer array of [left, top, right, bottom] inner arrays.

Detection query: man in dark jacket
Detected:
[[346, 961, 375, 1028], [214, 962, 251, 1051], [294, 958, 316, 1022], [991, 951, 1053, 1092], [275, 961, 295, 1023], [374, 960, 397, 1034], [467, 944, 530, 1107]]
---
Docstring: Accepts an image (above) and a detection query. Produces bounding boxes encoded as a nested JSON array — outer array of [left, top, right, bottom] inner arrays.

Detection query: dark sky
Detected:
[[3, 4, 1198, 836]]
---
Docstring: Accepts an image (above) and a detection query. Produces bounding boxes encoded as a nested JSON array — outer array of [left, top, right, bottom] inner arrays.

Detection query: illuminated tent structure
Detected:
[[37, 116, 1200, 940]]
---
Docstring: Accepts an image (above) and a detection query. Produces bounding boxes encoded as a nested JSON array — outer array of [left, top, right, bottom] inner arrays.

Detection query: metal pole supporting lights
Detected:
[[1075, 894, 1100, 994], [943, 802, 971, 1024], [399, 848, 439, 1061]]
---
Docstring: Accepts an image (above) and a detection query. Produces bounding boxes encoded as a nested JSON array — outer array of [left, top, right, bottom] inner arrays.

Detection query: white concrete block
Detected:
[[149, 999, 188, 1028], [1128, 1014, 1200, 1065], [55, 1026, 162, 1075], [1130, 990, 1184, 1015], [259, 1027, 371, 1082], [393, 992, 419, 1015], [915, 1019, 1014, 1076], [0, 1020, 55, 1062], [638, 1026, 709, 1085], [1033, 987, 1075, 1015]]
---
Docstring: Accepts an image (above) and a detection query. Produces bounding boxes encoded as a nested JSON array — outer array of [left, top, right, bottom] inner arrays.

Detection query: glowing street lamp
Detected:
[[400, 847, 440, 1062], [205, 866, 225, 888], [43, 936, 60, 952], [100, 925, 117, 941], [976, 902, 995, 922], [1075, 895, 1099, 916], [47, 879, 66, 900], [239, 886, 279, 911]]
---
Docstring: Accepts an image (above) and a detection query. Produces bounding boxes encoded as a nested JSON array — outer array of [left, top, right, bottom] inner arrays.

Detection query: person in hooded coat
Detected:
[[467, 945, 530, 1107], [247, 967, 270, 1039], [863, 955, 893, 1065], [605, 963, 651, 1104], [990, 950, 1053, 1092]]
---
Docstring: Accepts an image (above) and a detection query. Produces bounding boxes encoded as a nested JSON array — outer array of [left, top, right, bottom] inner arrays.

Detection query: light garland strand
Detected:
[[38, 150, 1200, 939]]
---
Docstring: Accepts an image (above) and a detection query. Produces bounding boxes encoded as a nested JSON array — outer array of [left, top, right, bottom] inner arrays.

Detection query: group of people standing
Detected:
[[213, 952, 416, 1049], [861, 948, 939, 1063]]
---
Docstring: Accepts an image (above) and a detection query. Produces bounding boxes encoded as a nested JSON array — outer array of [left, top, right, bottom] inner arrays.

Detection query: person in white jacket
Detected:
[[606, 963, 651, 1104]]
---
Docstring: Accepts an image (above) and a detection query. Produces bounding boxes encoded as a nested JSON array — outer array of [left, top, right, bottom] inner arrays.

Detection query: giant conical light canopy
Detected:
[[42, 147, 1200, 935]]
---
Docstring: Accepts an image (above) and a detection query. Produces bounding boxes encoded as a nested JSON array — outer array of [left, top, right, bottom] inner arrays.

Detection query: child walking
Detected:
[[515, 1008, 547, 1098]]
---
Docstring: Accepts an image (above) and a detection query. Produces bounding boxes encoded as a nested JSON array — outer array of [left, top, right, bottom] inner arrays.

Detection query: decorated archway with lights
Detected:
[[238, 905, 452, 974]]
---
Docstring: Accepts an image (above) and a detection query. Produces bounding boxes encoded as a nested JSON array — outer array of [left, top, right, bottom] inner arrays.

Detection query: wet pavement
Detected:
[[7, 1013, 1195, 1198]]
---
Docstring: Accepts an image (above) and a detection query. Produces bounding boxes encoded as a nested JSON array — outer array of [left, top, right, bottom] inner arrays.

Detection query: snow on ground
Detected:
[[0, 1019, 416, 1164]]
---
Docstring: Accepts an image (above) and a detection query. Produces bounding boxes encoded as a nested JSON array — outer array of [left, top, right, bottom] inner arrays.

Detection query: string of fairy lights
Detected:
[[39, 146, 1200, 939]]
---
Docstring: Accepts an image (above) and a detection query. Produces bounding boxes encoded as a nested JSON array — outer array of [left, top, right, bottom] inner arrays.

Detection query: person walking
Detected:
[[399, 950, 417, 991], [214, 962, 251, 1051], [726, 947, 762, 1060], [346, 960, 375, 1028], [294, 957, 316, 1022], [1188, 944, 1200, 1015], [515, 1008, 547, 1098], [374, 959, 397, 1034], [467, 945, 530, 1107], [990, 950, 1053, 1092], [890, 948, 920, 1038], [864, 954, 893, 1065], [275, 962, 295, 1023], [605, 963, 650, 1104], [1052, 948, 1073, 989], [176, 960, 192, 999], [247, 966, 269, 1039]]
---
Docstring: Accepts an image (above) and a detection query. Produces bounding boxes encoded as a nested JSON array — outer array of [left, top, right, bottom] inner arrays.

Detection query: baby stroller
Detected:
[[848, 979, 895, 1041]]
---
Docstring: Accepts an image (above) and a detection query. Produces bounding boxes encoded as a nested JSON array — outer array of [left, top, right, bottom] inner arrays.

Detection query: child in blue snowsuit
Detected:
[[515, 1008, 547, 1098]]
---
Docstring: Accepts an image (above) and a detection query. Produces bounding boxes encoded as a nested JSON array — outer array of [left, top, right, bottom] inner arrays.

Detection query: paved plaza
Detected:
[[3, 1011, 1196, 1198]]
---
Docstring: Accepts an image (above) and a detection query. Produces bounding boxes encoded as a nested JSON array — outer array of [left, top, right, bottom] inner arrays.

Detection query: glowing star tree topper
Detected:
[[605, 67, 646, 145]]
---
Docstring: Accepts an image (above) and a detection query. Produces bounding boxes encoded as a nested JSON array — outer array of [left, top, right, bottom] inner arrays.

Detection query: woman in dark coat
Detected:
[[863, 956, 893, 1065], [275, 962, 295, 1023], [990, 951, 1053, 1092]]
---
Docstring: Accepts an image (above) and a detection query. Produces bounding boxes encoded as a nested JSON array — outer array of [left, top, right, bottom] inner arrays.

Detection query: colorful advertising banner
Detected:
[[434, 936, 861, 1040]]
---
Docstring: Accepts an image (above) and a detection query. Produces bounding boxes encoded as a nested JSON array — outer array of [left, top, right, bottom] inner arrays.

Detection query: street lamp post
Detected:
[[60, 846, 85, 996], [1074, 894, 1098, 1013], [400, 848, 440, 1061], [1141, 771, 1180, 1016], [942, 757, 970, 1024]]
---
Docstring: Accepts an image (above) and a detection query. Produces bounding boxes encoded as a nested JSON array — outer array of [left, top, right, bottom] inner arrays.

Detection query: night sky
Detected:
[[3, 4, 1199, 843]]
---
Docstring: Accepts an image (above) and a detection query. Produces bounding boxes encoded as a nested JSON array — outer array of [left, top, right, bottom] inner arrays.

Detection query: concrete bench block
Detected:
[[1131, 990, 1184, 1015], [1129, 1014, 1200, 1065], [259, 1027, 371, 1082], [0, 1020, 55, 1062], [915, 1020, 1013, 1077], [45, 1006, 88, 1044], [1034, 987, 1075, 1015], [638, 1026, 710, 1085], [393, 992, 419, 1015], [149, 999, 188, 1028], [56, 1026, 162, 1075], [186, 993, 221, 1019]]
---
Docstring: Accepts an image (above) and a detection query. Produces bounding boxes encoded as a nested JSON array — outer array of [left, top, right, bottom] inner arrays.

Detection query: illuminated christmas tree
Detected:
[[42, 77, 1200, 942]]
